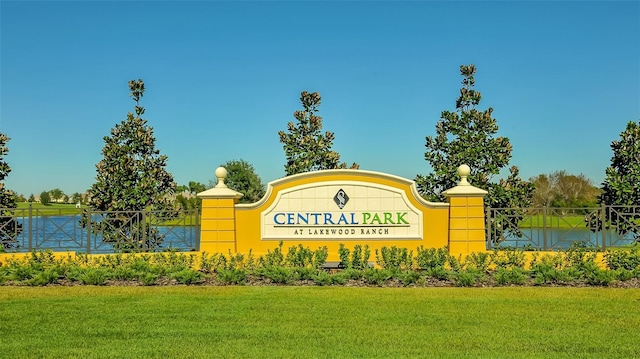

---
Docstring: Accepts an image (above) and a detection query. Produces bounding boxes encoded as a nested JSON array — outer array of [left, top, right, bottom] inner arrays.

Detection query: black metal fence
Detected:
[[486, 205, 640, 250], [2, 204, 637, 253], [0, 206, 200, 254]]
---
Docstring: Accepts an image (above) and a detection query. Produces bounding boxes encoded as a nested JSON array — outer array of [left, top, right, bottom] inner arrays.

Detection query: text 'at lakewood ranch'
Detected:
[[272, 212, 410, 226], [292, 227, 391, 236]]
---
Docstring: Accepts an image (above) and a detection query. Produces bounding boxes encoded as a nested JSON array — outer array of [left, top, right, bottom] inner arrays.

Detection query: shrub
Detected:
[[424, 266, 449, 281], [604, 248, 640, 271], [257, 266, 295, 285], [227, 251, 255, 271], [338, 243, 350, 268], [112, 267, 138, 281], [216, 268, 247, 285], [351, 244, 371, 270], [27, 267, 61, 286], [199, 252, 227, 274], [295, 267, 318, 281], [585, 269, 616, 286], [376, 246, 412, 271], [330, 271, 348, 285], [139, 273, 159, 286], [286, 244, 328, 269], [452, 270, 480, 287], [613, 269, 635, 282], [494, 267, 527, 286], [564, 243, 599, 272], [400, 270, 422, 286], [312, 271, 332, 286], [79, 268, 110, 285], [330, 268, 362, 285], [10, 265, 36, 282], [362, 268, 392, 286], [465, 252, 492, 273], [259, 242, 285, 267], [0, 266, 9, 284], [286, 244, 314, 268], [153, 251, 196, 273], [338, 244, 371, 269], [312, 246, 329, 269], [170, 269, 204, 285], [492, 247, 526, 269], [415, 246, 449, 271]]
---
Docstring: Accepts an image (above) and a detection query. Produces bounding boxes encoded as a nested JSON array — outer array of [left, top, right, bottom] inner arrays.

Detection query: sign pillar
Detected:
[[442, 165, 488, 255], [197, 167, 243, 254]]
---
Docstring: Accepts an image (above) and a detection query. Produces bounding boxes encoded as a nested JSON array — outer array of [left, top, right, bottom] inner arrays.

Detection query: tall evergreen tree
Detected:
[[279, 91, 358, 176], [0, 133, 21, 249], [84, 79, 176, 251], [415, 65, 533, 242], [587, 120, 640, 236]]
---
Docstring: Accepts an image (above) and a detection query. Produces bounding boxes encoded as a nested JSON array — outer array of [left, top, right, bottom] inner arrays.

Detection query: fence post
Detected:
[[195, 207, 201, 251], [86, 208, 92, 254], [601, 204, 607, 248], [442, 165, 488, 255], [28, 204, 33, 251], [543, 206, 548, 250], [141, 210, 147, 250], [197, 167, 243, 254], [485, 206, 492, 249]]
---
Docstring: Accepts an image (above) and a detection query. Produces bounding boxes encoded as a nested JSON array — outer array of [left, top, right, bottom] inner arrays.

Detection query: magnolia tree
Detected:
[[415, 65, 533, 243], [0, 133, 21, 249], [587, 120, 640, 238], [84, 79, 176, 251], [279, 91, 358, 176]]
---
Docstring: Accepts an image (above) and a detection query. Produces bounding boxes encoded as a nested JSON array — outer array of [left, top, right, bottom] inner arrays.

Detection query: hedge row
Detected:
[[1, 243, 639, 287]]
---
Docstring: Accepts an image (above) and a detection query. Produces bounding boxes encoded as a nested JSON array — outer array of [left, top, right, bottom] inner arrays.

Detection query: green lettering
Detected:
[[371, 213, 381, 224], [362, 212, 371, 224], [396, 212, 408, 224], [383, 212, 394, 224]]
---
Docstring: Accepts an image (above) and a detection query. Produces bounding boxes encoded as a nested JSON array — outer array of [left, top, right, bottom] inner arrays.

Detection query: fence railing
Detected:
[[0, 206, 200, 254], [486, 205, 640, 250], [2, 204, 637, 253]]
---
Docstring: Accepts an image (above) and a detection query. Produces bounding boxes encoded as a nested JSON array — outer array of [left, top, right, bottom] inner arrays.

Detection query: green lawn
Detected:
[[520, 215, 587, 228], [16, 202, 82, 216], [2, 286, 639, 358]]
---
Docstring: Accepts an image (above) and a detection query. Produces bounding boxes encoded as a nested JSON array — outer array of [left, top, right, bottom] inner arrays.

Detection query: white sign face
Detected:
[[261, 181, 423, 240]]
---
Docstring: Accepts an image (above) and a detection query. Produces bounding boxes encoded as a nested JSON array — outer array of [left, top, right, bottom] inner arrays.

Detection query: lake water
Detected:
[[3, 215, 635, 253], [492, 227, 637, 250], [4, 215, 198, 254]]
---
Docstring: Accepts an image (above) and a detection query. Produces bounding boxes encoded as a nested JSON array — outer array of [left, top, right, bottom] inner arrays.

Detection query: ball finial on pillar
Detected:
[[457, 164, 471, 186], [214, 166, 228, 188]]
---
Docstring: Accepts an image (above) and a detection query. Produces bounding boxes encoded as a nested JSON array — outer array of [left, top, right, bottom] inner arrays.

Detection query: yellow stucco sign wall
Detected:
[[198, 165, 488, 260]]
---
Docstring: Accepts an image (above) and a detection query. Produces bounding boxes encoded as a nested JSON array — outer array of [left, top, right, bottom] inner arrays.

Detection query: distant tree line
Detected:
[[529, 171, 601, 208]]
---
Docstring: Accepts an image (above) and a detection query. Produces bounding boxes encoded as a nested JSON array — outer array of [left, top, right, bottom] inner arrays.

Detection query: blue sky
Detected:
[[1, 1, 639, 197]]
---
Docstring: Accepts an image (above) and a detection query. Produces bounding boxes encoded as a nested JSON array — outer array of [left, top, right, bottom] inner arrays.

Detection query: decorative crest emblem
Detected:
[[333, 189, 349, 209]]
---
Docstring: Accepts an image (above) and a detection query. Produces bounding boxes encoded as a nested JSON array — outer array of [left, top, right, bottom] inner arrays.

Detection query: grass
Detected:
[[16, 202, 82, 216], [2, 286, 639, 358], [14, 202, 197, 226], [520, 215, 588, 229]]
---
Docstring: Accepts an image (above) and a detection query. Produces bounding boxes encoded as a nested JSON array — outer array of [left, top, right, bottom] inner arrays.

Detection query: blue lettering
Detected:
[[324, 213, 335, 225], [297, 213, 309, 225]]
